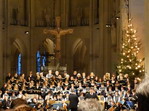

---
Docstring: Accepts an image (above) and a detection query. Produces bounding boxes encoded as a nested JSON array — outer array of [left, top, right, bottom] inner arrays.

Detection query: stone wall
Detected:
[[0, 0, 121, 85]]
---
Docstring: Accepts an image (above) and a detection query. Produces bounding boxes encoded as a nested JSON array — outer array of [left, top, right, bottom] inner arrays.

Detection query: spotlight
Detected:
[[116, 17, 120, 20], [25, 31, 29, 35], [106, 24, 111, 28]]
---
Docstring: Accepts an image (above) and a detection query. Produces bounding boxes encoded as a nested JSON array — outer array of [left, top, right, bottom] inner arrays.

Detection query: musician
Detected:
[[21, 83, 27, 92], [63, 86, 69, 94], [105, 94, 113, 110], [46, 70, 53, 79], [54, 82, 63, 93], [108, 101, 117, 111], [35, 73, 42, 83], [82, 78, 88, 87], [82, 72, 86, 79], [39, 72, 45, 81], [6, 83, 12, 91], [133, 78, 140, 89], [28, 71, 35, 81], [105, 94, 113, 105], [13, 84, 19, 92], [103, 73, 110, 81], [35, 82, 41, 90], [114, 102, 125, 111], [14, 73, 19, 80], [64, 80, 69, 87], [94, 76, 99, 83], [69, 76, 74, 85], [90, 72, 95, 80], [85, 88, 99, 100], [2, 96, 11, 109], [106, 81, 112, 89], [63, 72, 69, 82], [111, 76, 116, 86], [99, 83, 107, 95], [55, 71, 60, 79], [44, 99, 52, 110], [1, 83, 7, 93], [79, 92, 85, 101], [27, 81, 35, 91], [10, 92, 17, 100], [19, 73, 25, 82], [0, 70, 138, 110], [68, 90, 79, 111], [17, 91, 24, 98], [41, 84, 48, 98], [2, 91, 9, 100], [90, 80, 95, 87], [77, 73, 82, 82], [72, 71, 77, 79], [113, 91, 120, 103], [120, 87, 126, 97], [78, 83, 83, 91], [107, 87, 114, 96], [6, 73, 12, 82], [45, 91, 53, 100]]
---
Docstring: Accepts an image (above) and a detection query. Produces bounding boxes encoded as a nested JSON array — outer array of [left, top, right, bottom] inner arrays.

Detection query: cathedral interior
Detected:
[[0, 0, 149, 111], [0, 0, 147, 83], [0, 0, 148, 85]]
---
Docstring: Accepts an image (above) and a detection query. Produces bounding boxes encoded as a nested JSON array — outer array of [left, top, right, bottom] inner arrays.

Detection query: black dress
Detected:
[[69, 94, 79, 111], [137, 94, 149, 111]]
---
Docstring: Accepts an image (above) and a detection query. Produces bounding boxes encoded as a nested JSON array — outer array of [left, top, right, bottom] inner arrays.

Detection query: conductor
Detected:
[[68, 90, 79, 111]]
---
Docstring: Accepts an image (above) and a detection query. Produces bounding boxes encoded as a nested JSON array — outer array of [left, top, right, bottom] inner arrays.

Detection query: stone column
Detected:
[[89, 0, 94, 72], [0, 0, 4, 86], [61, 0, 67, 66], [144, 0, 149, 76], [29, 0, 36, 74], [102, 0, 112, 74]]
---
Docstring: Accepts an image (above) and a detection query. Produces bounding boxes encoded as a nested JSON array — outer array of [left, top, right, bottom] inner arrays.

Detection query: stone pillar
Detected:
[[3, 0, 9, 81], [102, 0, 112, 74], [145, 0, 149, 76], [29, 0, 36, 75], [98, 0, 104, 76], [61, 0, 67, 66], [0, 0, 4, 86], [89, 0, 94, 72]]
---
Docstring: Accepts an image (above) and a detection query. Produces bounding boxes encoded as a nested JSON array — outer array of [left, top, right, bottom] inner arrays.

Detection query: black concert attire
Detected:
[[69, 93, 79, 111]]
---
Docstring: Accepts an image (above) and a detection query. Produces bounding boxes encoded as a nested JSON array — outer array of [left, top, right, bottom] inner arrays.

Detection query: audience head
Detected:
[[89, 88, 95, 94], [48, 70, 52, 74], [78, 99, 101, 111], [136, 76, 149, 111]]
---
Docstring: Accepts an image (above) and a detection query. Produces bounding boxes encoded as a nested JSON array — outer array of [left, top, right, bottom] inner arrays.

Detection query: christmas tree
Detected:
[[117, 20, 145, 80]]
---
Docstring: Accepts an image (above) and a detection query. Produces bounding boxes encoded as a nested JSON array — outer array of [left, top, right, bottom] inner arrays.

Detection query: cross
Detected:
[[43, 16, 73, 63]]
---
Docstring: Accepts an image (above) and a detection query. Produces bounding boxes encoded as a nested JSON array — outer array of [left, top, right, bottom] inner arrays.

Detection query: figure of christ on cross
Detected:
[[43, 16, 73, 63]]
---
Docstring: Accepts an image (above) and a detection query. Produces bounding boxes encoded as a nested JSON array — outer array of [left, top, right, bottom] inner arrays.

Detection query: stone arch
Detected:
[[37, 38, 55, 67], [42, 38, 55, 54], [72, 39, 88, 72], [11, 38, 27, 74]]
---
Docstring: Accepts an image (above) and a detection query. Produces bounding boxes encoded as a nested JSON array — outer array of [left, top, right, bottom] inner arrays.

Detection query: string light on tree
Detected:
[[116, 20, 145, 81]]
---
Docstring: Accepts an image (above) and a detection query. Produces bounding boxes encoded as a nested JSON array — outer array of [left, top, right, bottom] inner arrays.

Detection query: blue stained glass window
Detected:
[[36, 51, 47, 72], [36, 51, 41, 72], [42, 55, 46, 66], [17, 54, 22, 75]]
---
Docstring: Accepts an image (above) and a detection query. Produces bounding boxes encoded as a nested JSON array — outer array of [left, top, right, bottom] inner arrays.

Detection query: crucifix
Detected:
[[43, 16, 73, 63]]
